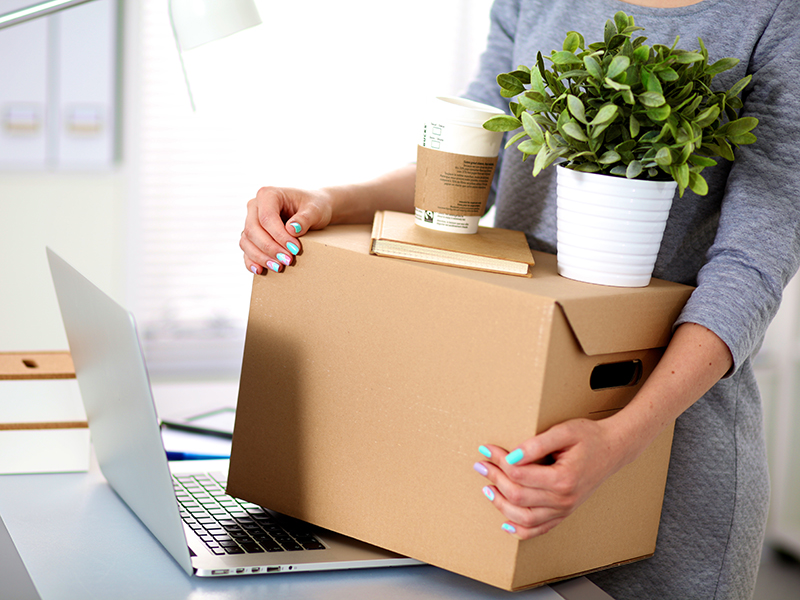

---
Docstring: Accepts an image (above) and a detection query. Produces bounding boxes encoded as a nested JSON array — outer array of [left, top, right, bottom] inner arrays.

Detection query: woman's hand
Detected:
[[474, 323, 734, 540], [474, 417, 630, 539], [241, 165, 418, 275], [240, 186, 335, 275]]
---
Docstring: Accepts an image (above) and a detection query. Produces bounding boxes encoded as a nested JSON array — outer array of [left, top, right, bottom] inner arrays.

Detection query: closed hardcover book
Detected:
[[370, 210, 535, 277]]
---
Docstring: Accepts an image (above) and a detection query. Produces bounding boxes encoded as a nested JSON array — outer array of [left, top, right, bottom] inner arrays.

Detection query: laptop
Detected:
[[46, 247, 420, 577], [0, 513, 41, 600]]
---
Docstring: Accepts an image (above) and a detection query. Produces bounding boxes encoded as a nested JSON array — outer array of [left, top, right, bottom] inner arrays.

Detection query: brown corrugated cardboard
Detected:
[[227, 224, 693, 591]]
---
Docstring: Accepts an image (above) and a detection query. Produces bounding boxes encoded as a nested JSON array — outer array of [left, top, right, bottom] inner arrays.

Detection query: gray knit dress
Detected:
[[463, 1, 800, 598]]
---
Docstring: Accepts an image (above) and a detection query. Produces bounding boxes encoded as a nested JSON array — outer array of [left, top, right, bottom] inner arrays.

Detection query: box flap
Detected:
[[479, 251, 693, 355], [304, 226, 693, 356], [556, 277, 694, 355]]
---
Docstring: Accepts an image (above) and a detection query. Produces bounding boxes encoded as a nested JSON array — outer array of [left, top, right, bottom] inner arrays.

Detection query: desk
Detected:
[[0, 380, 613, 600]]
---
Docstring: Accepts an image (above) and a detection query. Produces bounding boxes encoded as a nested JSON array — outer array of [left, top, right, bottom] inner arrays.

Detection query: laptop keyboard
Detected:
[[173, 472, 325, 556]]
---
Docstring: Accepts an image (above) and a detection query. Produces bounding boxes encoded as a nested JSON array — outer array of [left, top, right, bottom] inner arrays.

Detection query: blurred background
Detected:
[[0, 1, 798, 596], [0, 0, 494, 374]]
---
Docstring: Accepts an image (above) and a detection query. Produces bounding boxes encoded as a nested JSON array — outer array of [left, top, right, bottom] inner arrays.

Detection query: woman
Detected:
[[240, 1, 800, 597]]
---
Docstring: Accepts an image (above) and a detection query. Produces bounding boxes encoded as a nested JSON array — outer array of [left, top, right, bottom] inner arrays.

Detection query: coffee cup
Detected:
[[414, 96, 505, 234]]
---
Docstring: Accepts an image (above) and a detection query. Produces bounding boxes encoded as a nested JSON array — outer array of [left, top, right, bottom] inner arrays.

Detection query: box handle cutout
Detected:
[[590, 360, 642, 390], [22, 359, 38, 369]]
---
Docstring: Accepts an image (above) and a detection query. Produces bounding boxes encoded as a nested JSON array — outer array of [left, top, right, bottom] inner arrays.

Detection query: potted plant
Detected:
[[483, 10, 758, 287]]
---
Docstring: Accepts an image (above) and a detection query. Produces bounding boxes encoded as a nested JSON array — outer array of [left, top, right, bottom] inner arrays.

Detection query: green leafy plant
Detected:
[[483, 10, 758, 196]]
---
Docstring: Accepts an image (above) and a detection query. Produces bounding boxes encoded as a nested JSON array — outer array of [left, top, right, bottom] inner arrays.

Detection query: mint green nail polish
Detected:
[[290, 222, 302, 234], [506, 449, 524, 465], [482, 486, 495, 501], [502, 523, 517, 534], [277, 252, 292, 266], [287, 242, 300, 255], [478, 445, 492, 458]]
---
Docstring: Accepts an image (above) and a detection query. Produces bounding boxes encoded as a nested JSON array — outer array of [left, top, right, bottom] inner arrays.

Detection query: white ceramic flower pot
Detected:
[[556, 166, 677, 287]]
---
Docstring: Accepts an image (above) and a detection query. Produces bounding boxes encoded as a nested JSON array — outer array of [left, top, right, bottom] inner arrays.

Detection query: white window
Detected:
[[128, 0, 494, 376]]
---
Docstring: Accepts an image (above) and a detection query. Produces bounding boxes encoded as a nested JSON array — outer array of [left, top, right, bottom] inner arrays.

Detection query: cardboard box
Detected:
[[227, 224, 693, 591], [0, 352, 90, 474]]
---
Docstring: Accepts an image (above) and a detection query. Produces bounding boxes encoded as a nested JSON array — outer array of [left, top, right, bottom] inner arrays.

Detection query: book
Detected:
[[369, 210, 535, 277]]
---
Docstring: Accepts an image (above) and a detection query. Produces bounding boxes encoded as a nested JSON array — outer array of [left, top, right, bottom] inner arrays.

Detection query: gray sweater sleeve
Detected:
[[674, 0, 800, 373]]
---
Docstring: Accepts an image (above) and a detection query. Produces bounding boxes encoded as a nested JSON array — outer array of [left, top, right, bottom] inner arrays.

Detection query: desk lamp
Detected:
[[169, 0, 262, 110]]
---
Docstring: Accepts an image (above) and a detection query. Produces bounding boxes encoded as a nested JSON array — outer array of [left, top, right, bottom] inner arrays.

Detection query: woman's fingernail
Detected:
[[506, 449, 524, 465], [267, 261, 281, 273], [473, 462, 489, 477], [287, 242, 300, 255], [501, 523, 517, 535], [482, 486, 495, 501], [277, 252, 292, 266], [290, 222, 302, 234], [250, 265, 258, 274], [478, 445, 492, 458]]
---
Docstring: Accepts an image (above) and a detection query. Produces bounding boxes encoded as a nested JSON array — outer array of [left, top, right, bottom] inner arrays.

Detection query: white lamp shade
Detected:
[[169, 0, 262, 51]]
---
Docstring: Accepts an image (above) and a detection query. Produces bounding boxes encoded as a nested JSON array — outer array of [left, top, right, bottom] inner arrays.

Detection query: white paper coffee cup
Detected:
[[414, 96, 505, 234]]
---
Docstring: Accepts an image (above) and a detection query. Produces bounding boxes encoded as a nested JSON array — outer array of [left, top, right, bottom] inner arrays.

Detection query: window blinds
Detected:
[[131, 0, 493, 376]]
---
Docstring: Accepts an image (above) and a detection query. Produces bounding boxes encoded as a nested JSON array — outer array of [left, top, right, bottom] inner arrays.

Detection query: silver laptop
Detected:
[[46, 247, 420, 577], [0, 513, 41, 599]]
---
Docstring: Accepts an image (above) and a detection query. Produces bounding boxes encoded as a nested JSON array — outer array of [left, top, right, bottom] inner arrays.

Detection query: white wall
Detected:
[[0, 171, 127, 351]]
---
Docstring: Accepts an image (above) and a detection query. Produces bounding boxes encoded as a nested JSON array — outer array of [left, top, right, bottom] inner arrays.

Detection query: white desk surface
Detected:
[[0, 379, 612, 600]]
